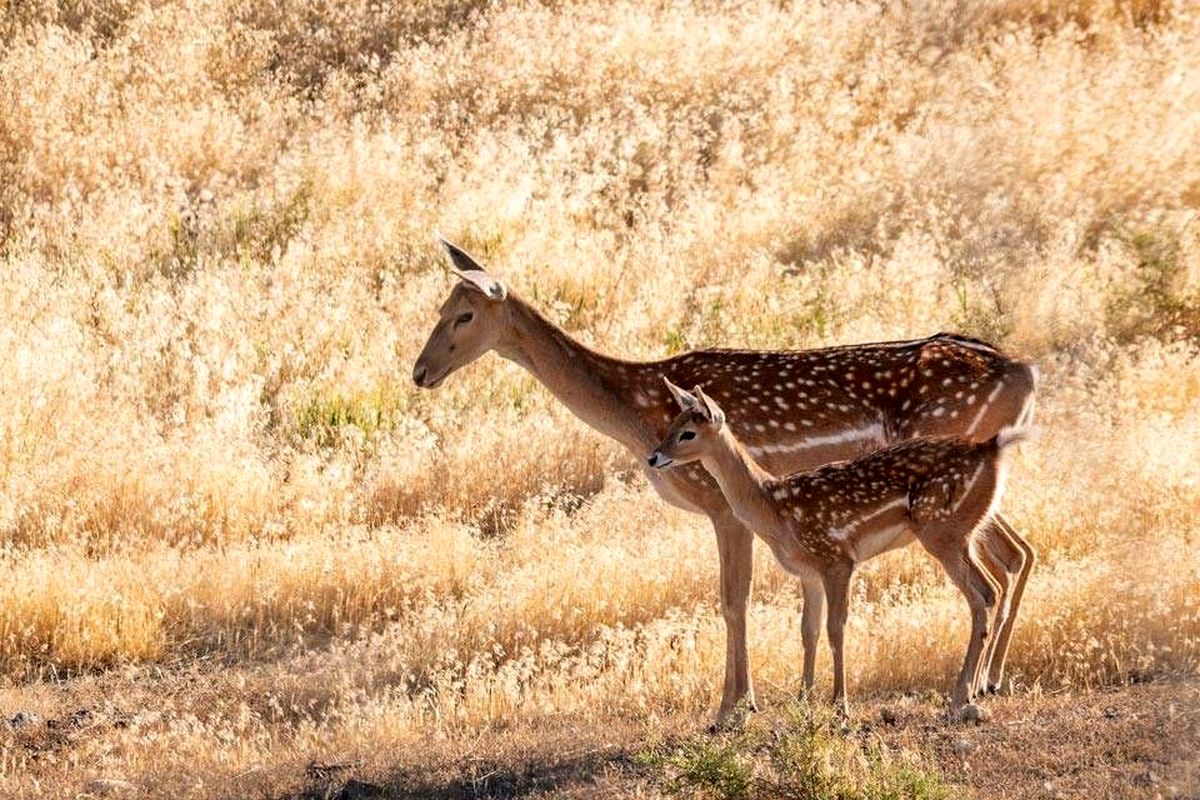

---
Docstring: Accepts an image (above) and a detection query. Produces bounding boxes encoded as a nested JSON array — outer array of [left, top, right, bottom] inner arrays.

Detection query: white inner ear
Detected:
[[696, 387, 725, 428], [457, 270, 508, 301], [663, 377, 700, 411]]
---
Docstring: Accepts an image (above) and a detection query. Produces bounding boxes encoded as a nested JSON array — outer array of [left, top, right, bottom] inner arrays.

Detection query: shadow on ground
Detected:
[[284, 748, 641, 800]]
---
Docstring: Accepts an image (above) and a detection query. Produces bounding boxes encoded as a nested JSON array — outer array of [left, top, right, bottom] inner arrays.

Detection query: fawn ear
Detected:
[[437, 235, 508, 301], [663, 376, 700, 412], [694, 385, 726, 429]]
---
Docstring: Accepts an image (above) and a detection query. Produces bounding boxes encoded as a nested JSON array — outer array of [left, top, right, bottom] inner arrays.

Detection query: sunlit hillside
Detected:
[[1, 0, 1198, 797]]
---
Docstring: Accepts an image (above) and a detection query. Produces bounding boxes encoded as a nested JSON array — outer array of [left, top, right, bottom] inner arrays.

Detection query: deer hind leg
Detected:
[[973, 529, 1013, 699], [918, 530, 1000, 716], [712, 514, 757, 729], [982, 514, 1035, 693]]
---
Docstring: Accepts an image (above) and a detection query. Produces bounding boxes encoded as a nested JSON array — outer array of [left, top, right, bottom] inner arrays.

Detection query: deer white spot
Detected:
[[931, 407, 945, 417]]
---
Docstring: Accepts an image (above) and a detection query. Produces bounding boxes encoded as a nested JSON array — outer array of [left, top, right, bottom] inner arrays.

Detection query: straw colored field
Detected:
[[0, 0, 1197, 797]]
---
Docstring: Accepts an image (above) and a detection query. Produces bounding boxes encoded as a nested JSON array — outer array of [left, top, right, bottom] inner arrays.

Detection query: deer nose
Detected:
[[412, 363, 428, 387]]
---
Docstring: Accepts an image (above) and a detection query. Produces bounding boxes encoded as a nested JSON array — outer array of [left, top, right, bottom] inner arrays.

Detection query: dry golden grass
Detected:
[[0, 0, 1198, 797]]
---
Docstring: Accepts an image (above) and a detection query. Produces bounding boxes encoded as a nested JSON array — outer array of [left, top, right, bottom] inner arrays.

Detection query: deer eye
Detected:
[[454, 311, 474, 326], [678, 430, 696, 441]]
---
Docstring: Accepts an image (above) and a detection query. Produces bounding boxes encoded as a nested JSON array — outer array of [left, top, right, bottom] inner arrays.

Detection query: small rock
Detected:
[[8, 711, 40, 729], [85, 778, 137, 796], [1134, 770, 1160, 787], [953, 738, 978, 761], [68, 708, 95, 727], [959, 703, 989, 724]]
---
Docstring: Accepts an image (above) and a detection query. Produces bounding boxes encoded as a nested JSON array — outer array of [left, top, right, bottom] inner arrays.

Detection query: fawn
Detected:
[[648, 378, 1029, 718]]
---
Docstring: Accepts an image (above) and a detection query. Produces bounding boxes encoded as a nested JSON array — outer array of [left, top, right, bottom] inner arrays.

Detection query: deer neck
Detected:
[[495, 293, 655, 452], [701, 428, 786, 538]]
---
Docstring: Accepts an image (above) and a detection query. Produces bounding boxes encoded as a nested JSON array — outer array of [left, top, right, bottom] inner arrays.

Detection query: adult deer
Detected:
[[412, 238, 1037, 727], [649, 380, 1029, 718]]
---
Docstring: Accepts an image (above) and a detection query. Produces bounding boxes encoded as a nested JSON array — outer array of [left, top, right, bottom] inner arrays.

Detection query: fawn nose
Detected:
[[647, 451, 671, 469], [412, 363, 428, 387]]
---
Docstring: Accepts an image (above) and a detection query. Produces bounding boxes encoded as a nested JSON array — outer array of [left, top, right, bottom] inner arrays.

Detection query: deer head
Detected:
[[647, 378, 727, 469], [412, 237, 510, 389]]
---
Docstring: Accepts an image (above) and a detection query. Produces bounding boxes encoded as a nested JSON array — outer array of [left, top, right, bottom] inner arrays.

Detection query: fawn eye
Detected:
[[678, 430, 696, 441], [454, 311, 474, 326]]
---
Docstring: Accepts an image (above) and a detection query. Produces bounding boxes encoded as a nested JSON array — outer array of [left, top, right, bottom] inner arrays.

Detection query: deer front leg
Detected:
[[821, 561, 854, 717], [712, 514, 756, 729]]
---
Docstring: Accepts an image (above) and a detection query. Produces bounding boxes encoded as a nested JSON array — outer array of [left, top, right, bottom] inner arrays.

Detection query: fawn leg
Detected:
[[822, 561, 854, 717], [800, 573, 826, 698]]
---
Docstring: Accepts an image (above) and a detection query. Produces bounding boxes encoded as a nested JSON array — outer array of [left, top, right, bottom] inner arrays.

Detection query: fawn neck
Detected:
[[700, 428, 786, 537], [496, 293, 655, 452]]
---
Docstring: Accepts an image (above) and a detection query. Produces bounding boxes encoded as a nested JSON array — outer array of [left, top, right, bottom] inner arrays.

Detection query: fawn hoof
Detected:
[[957, 703, 989, 724], [709, 699, 756, 733]]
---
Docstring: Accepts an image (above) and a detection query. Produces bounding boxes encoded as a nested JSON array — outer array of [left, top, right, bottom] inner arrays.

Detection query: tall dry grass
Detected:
[[0, 0, 1198, 796]]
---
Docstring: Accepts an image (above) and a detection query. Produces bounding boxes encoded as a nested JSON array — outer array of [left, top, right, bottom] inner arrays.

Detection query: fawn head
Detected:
[[413, 238, 509, 389], [647, 378, 727, 469]]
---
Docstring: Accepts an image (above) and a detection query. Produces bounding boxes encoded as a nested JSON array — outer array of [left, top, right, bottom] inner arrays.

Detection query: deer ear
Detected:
[[694, 385, 726, 429], [437, 236, 507, 301], [662, 376, 700, 412], [457, 270, 508, 301]]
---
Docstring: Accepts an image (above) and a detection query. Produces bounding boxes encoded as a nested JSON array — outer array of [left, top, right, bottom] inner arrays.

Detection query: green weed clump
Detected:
[[647, 703, 956, 800]]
